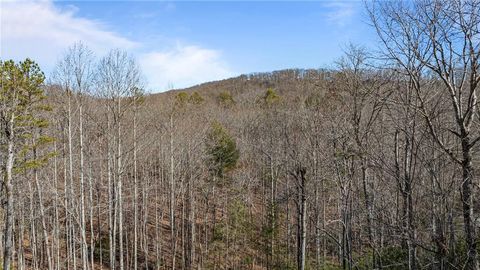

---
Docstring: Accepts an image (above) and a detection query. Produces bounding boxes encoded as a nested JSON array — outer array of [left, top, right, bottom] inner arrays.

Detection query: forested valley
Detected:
[[1, 1, 480, 270]]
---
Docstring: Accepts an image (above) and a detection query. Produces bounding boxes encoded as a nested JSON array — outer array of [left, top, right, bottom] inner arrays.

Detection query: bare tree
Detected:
[[369, 1, 480, 268], [53, 41, 94, 270], [96, 49, 142, 270]]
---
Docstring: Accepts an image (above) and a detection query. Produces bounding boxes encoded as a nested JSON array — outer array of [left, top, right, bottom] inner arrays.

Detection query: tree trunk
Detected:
[[461, 136, 478, 270], [361, 162, 377, 268], [170, 114, 177, 270], [294, 166, 306, 270], [33, 136, 53, 270], [107, 113, 115, 270], [133, 95, 139, 270], [117, 96, 124, 270], [79, 103, 88, 270], [3, 114, 15, 270], [53, 142, 60, 270]]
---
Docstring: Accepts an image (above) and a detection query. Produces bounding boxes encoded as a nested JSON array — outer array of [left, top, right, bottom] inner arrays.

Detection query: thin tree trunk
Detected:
[[79, 103, 89, 270], [67, 92, 78, 270], [170, 114, 176, 270], [294, 167, 306, 270], [63, 127, 71, 270], [18, 203, 25, 270], [107, 113, 115, 270], [89, 163, 95, 270], [361, 161, 377, 268], [29, 183, 39, 270], [142, 172, 149, 270], [33, 143, 53, 270], [133, 97, 138, 270], [117, 96, 124, 270], [269, 157, 276, 267], [53, 142, 61, 270]]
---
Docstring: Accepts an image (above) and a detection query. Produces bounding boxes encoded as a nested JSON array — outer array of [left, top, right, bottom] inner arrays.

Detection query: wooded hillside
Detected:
[[1, 1, 480, 270]]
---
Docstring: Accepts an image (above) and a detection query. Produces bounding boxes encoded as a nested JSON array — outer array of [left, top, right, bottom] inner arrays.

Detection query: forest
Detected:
[[1, 1, 480, 269]]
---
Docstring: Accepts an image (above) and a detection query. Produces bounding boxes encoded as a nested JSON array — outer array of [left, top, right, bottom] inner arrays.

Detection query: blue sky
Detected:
[[1, 1, 376, 92]]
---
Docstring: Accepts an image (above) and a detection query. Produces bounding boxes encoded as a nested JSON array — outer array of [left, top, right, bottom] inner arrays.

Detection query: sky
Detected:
[[1, 0, 376, 92]]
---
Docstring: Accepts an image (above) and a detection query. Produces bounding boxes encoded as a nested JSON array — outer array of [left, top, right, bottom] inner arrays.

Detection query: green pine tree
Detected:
[[205, 121, 240, 179], [0, 58, 53, 270]]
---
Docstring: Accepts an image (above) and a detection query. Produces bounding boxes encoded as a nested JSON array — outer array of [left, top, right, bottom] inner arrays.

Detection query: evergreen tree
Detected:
[[205, 121, 239, 179], [0, 58, 52, 270]]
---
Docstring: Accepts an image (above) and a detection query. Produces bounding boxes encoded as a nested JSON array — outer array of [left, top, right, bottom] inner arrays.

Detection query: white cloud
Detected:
[[0, 0, 137, 69], [0, 0, 234, 92], [139, 45, 234, 91]]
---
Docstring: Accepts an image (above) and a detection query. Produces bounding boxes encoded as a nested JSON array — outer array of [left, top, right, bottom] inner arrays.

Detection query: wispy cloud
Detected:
[[323, 1, 358, 26], [1, 0, 233, 92], [140, 44, 234, 91], [132, 2, 175, 19]]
